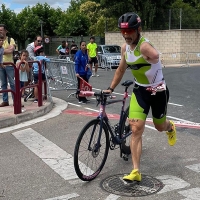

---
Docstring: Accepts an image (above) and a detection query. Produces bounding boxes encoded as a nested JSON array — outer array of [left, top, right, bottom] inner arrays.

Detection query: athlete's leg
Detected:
[[129, 119, 145, 170], [151, 87, 176, 146], [123, 87, 150, 182]]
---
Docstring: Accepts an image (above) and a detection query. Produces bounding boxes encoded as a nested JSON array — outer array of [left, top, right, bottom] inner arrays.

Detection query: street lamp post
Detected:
[[39, 20, 44, 39]]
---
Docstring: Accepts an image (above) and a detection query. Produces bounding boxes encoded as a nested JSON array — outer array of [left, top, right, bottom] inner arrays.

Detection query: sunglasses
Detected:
[[37, 40, 42, 42], [120, 29, 136, 35]]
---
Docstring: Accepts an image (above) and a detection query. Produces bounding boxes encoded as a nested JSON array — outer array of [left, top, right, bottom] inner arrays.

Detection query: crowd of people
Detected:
[[0, 24, 49, 107], [0, 22, 100, 107], [55, 37, 100, 104]]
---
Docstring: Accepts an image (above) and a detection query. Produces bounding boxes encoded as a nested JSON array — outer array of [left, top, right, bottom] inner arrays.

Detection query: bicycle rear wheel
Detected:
[[74, 119, 110, 181], [121, 107, 131, 155]]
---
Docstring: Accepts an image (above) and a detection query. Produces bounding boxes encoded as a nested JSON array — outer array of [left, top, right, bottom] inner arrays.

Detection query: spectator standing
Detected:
[[0, 34, 4, 68], [75, 41, 91, 104], [32, 46, 50, 103], [56, 41, 66, 56], [0, 24, 15, 107], [0, 34, 4, 90], [16, 50, 30, 97], [56, 41, 69, 59], [66, 42, 70, 55], [26, 35, 42, 60], [87, 36, 99, 77], [26, 35, 43, 88], [70, 40, 78, 61]]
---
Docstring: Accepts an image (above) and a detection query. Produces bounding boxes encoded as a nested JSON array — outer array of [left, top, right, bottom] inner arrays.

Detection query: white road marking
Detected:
[[85, 107, 99, 112], [68, 103, 81, 107], [178, 188, 200, 200], [168, 102, 183, 106], [157, 175, 190, 194], [92, 87, 101, 91], [12, 128, 92, 181], [167, 116, 193, 122], [145, 124, 156, 130], [45, 193, 79, 200], [104, 194, 120, 200], [68, 179, 84, 185], [0, 97, 68, 134], [185, 163, 200, 173]]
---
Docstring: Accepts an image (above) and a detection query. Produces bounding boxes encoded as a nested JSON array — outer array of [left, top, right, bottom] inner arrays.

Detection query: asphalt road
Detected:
[[1, 66, 200, 200]]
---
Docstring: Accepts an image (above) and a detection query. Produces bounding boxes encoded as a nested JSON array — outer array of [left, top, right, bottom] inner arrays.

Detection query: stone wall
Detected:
[[105, 30, 200, 53]]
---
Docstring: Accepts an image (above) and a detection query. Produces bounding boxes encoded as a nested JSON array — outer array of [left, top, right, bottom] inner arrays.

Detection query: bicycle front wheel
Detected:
[[74, 119, 110, 181], [121, 107, 131, 155]]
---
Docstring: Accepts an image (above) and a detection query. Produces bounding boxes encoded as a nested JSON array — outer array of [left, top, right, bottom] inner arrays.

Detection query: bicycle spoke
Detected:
[[74, 119, 109, 181]]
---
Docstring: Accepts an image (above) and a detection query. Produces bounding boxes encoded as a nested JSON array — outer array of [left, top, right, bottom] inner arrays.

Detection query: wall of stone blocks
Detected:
[[105, 30, 200, 53]]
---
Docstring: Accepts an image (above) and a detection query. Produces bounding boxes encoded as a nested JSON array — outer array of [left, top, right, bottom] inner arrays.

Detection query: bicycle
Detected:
[[74, 80, 134, 181]]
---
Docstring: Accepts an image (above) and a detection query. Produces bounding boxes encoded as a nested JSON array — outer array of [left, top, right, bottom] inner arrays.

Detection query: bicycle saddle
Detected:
[[121, 80, 134, 87]]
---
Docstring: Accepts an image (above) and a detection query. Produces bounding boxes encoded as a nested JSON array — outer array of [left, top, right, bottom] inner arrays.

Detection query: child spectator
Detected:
[[33, 46, 50, 103], [16, 50, 30, 97]]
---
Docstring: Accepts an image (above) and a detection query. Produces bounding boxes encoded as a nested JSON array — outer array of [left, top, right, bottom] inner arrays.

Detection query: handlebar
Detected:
[[78, 80, 134, 105], [79, 90, 116, 99]]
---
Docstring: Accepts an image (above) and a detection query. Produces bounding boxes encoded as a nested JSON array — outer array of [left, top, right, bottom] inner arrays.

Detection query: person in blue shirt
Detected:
[[32, 46, 50, 103], [75, 41, 91, 103]]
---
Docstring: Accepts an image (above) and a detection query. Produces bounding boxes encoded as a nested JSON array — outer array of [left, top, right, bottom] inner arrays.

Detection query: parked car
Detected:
[[97, 45, 121, 69]]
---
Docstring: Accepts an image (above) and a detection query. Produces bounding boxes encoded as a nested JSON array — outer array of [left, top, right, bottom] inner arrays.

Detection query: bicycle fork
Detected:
[[87, 119, 103, 155]]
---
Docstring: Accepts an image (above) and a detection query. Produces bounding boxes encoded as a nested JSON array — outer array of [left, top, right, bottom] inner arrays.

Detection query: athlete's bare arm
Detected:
[[140, 42, 159, 64], [109, 43, 128, 90]]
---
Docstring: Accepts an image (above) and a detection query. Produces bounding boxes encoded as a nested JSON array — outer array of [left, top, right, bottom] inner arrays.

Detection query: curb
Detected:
[[0, 101, 54, 129]]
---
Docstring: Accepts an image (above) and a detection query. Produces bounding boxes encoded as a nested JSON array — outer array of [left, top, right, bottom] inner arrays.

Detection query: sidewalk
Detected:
[[0, 92, 54, 129]]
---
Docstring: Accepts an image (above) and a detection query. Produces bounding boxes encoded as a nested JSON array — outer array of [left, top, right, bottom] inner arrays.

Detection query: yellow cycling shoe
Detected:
[[123, 169, 142, 182], [166, 120, 177, 146]]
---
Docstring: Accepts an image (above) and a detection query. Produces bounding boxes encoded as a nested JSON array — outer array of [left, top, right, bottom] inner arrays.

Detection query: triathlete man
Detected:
[[105, 12, 177, 182]]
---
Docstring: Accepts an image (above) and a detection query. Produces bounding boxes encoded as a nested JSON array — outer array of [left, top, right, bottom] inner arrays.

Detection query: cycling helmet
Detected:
[[118, 12, 141, 29], [34, 46, 44, 56]]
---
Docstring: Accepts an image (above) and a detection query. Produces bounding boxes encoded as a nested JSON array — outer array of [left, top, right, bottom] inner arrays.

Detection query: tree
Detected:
[[16, 3, 64, 48], [80, 1, 102, 35], [99, 0, 175, 30], [54, 11, 91, 36], [171, 0, 200, 29], [0, 4, 18, 39]]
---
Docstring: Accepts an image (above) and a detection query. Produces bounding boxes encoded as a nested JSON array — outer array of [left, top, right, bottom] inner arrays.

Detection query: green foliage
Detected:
[[16, 3, 64, 48], [0, 4, 18, 38], [54, 11, 90, 36], [1, 0, 200, 49], [171, 0, 200, 29]]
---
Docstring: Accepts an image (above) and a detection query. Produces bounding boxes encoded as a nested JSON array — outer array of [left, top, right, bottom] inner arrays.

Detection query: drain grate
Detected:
[[101, 174, 164, 197]]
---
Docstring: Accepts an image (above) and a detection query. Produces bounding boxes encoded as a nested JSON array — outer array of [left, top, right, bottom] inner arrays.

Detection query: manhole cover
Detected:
[[101, 174, 164, 197]]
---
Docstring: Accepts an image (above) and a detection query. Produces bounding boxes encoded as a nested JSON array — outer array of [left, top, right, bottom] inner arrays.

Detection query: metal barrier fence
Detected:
[[160, 52, 188, 67], [98, 56, 112, 71], [161, 52, 200, 67], [187, 52, 200, 66], [45, 60, 77, 97], [98, 55, 121, 71], [0, 61, 44, 114]]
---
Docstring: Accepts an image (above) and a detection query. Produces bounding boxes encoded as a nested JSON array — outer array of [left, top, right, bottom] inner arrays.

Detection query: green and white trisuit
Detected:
[[126, 36, 169, 124]]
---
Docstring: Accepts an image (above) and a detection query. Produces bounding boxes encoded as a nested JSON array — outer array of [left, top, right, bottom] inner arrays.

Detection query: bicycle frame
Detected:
[[85, 85, 132, 153]]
